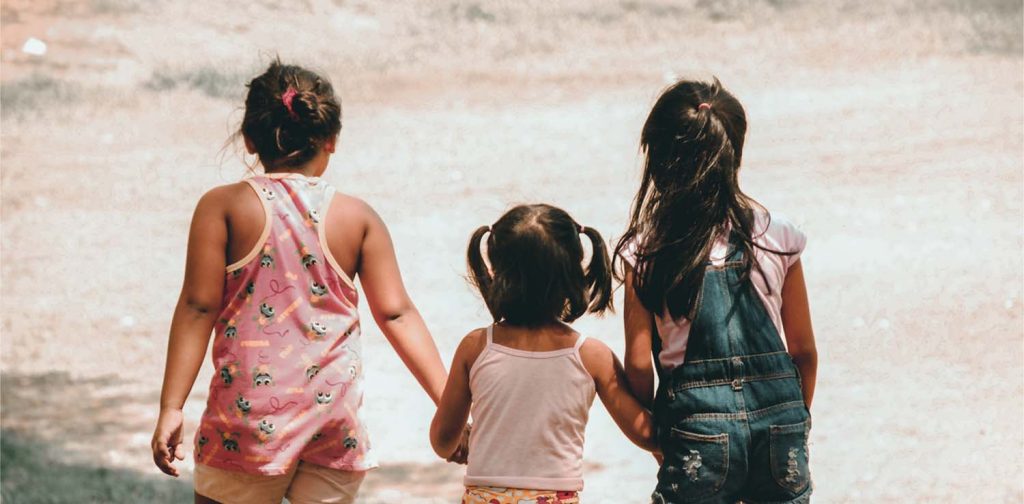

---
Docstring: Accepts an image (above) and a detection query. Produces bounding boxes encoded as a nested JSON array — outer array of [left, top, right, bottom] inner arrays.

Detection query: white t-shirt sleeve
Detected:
[[618, 237, 639, 269], [765, 213, 807, 270]]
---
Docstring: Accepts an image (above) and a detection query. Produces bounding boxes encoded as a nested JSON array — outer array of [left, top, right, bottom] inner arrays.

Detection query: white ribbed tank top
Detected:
[[465, 325, 597, 491]]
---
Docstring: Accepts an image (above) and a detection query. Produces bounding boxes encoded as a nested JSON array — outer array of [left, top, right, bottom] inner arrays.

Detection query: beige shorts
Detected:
[[194, 462, 365, 504]]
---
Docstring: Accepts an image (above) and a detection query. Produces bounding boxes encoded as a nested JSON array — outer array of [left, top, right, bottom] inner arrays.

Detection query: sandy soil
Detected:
[[1, 0, 1022, 502]]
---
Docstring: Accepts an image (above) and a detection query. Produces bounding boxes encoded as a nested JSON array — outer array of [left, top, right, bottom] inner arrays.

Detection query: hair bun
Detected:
[[290, 89, 327, 126], [240, 59, 342, 169]]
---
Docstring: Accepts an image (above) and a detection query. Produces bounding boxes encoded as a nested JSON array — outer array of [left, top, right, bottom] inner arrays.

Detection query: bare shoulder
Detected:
[[455, 327, 490, 371], [204, 181, 248, 201], [327, 191, 379, 232], [194, 182, 251, 214], [578, 337, 616, 377]]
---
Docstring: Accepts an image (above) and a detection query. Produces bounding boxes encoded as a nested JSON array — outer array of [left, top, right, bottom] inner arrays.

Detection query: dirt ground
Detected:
[[1, 0, 1022, 502]]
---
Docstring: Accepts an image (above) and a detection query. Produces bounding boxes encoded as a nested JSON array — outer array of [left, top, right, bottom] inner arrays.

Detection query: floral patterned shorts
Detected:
[[463, 486, 580, 504]]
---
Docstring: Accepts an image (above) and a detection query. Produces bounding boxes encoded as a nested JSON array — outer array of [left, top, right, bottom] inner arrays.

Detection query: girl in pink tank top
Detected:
[[150, 60, 451, 504], [430, 204, 659, 503]]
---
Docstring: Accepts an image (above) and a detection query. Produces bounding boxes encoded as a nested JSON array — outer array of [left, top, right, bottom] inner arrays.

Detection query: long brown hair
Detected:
[[614, 78, 786, 320]]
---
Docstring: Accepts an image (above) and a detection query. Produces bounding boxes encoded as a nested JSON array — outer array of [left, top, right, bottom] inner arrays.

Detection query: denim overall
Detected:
[[651, 235, 812, 504]]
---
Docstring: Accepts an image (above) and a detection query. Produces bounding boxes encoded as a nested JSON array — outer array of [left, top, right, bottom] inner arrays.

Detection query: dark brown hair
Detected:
[[614, 78, 789, 320], [239, 59, 341, 169], [468, 204, 613, 327]]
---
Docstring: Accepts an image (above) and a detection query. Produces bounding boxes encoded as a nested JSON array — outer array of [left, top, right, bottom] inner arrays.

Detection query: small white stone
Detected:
[[877, 318, 891, 329], [101, 133, 114, 144], [449, 170, 463, 181], [851, 317, 866, 328], [130, 432, 149, 446], [979, 199, 992, 211], [21, 37, 47, 56], [1005, 298, 1015, 310], [120, 315, 136, 327], [33, 196, 49, 207]]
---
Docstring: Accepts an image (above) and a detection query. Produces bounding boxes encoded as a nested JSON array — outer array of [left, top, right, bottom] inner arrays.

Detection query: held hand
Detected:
[[151, 408, 185, 477], [445, 424, 471, 465]]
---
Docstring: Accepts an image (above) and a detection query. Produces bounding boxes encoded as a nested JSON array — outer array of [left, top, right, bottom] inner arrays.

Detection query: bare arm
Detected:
[[429, 331, 482, 459], [581, 339, 657, 452], [781, 260, 817, 409], [623, 269, 657, 407], [359, 206, 446, 404], [152, 189, 228, 476]]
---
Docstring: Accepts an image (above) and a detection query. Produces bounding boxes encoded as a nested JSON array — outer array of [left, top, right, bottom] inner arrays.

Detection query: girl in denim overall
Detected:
[[616, 79, 818, 503]]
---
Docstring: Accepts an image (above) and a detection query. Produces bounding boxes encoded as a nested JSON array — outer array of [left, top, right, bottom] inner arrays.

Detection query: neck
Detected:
[[264, 151, 330, 177]]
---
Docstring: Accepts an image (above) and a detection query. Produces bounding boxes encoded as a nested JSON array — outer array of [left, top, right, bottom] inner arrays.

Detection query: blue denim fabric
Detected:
[[651, 236, 812, 504]]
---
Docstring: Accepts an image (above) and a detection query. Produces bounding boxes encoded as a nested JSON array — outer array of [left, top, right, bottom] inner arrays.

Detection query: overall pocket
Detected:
[[769, 419, 811, 494], [658, 427, 729, 500]]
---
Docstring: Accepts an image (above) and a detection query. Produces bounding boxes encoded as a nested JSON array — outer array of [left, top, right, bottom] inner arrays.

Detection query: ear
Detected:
[[323, 134, 338, 154], [243, 135, 257, 155]]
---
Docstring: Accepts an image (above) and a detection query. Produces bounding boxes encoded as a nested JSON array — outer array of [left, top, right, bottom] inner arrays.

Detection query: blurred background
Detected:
[[1, 0, 1021, 502]]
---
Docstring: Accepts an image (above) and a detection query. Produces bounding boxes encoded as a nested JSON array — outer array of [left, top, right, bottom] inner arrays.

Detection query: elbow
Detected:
[[181, 296, 220, 320], [790, 348, 818, 366], [428, 418, 456, 460], [373, 303, 418, 328], [624, 356, 653, 380]]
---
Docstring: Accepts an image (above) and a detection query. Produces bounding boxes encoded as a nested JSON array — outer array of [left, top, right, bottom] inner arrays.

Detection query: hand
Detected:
[[151, 408, 185, 477], [445, 424, 471, 465]]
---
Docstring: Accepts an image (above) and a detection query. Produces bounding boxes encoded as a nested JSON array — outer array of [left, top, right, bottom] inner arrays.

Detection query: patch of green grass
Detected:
[[0, 430, 193, 504], [90, 0, 146, 15], [145, 66, 246, 100], [0, 74, 80, 118]]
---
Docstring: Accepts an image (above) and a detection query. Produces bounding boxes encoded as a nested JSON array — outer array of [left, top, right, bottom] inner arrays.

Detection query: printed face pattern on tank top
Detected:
[[194, 173, 377, 475]]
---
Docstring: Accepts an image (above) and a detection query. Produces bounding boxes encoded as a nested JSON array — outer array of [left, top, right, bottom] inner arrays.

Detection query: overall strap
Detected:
[[486, 325, 494, 346], [725, 230, 746, 262]]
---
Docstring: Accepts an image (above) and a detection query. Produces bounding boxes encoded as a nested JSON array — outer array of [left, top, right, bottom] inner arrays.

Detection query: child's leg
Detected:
[[193, 462, 295, 504], [284, 461, 365, 504]]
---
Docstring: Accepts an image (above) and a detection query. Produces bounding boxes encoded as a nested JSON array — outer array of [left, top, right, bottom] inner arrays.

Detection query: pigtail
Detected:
[[581, 225, 614, 315], [466, 225, 496, 320]]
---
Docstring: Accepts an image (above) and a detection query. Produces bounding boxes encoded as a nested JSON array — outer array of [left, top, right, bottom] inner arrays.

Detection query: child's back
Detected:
[[197, 172, 374, 474], [465, 324, 594, 490], [152, 60, 449, 504], [430, 204, 657, 503], [616, 78, 818, 504]]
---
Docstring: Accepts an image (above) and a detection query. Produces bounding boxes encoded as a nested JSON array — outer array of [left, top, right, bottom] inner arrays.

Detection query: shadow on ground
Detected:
[[1, 371, 193, 503], [0, 371, 468, 503], [1, 429, 193, 504]]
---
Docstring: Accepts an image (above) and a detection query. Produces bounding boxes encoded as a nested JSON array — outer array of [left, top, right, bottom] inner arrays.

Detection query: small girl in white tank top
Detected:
[[430, 204, 658, 503]]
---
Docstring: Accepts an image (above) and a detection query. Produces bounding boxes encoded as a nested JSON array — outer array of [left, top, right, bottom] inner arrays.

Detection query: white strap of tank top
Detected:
[[486, 324, 494, 346], [573, 333, 587, 351]]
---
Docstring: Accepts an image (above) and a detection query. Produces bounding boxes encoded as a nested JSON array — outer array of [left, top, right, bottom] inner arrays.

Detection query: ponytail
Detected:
[[466, 225, 496, 320], [581, 225, 613, 315]]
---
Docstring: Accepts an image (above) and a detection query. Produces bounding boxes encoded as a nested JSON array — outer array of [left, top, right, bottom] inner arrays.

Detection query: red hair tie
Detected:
[[698, 102, 712, 111], [281, 87, 299, 119]]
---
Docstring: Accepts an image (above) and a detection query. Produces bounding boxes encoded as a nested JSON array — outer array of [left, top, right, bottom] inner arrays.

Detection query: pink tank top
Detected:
[[465, 326, 596, 491], [194, 172, 376, 475]]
